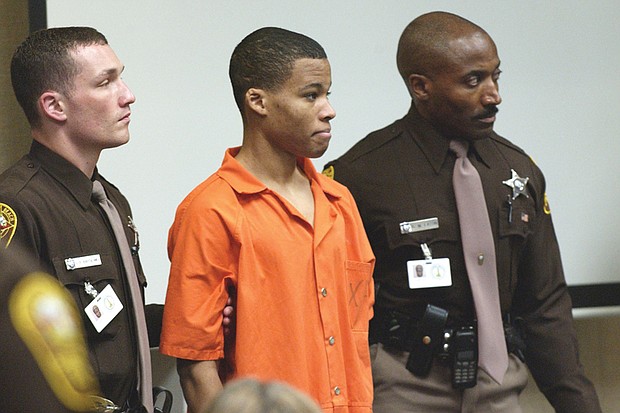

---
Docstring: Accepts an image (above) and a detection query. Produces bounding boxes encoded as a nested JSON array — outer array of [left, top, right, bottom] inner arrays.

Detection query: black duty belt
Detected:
[[370, 305, 526, 388], [370, 305, 448, 350]]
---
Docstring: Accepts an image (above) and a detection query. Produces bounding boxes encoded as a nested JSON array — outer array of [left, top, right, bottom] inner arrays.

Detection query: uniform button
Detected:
[[334, 386, 341, 396], [321, 288, 327, 297], [27, 162, 34, 168], [478, 254, 485, 265], [328, 336, 335, 346]]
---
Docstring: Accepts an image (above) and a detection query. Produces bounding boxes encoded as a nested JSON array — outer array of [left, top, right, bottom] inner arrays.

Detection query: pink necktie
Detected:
[[450, 140, 509, 384], [92, 180, 154, 412]]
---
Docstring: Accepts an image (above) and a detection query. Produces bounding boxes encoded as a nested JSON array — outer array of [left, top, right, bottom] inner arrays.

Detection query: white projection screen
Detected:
[[43, 1, 620, 308]]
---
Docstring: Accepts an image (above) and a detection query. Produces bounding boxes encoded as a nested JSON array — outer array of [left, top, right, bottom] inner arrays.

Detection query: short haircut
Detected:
[[11, 26, 108, 128], [229, 27, 327, 114], [396, 12, 489, 82]]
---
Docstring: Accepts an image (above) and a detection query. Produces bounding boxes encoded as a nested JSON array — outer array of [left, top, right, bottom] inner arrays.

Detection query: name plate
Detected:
[[65, 254, 102, 271], [400, 217, 439, 234]]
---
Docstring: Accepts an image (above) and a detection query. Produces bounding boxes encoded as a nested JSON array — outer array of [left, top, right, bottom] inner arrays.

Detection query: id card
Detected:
[[84, 284, 123, 332], [407, 258, 452, 289]]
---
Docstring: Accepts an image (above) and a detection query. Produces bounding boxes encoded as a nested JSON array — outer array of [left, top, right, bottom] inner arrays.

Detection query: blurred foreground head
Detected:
[[0, 247, 112, 412], [205, 378, 322, 413]]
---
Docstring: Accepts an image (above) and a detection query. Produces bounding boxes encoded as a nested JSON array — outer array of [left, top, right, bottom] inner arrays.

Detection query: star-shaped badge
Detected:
[[503, 169, 529, 200]]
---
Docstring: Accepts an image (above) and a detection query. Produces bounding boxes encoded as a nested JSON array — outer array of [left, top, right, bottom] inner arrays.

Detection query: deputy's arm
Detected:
[[177, 359, 222, 413]]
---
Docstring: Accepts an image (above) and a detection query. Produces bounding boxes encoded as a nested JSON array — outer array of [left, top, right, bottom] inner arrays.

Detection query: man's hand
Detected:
[[223, 296, 235, 336]]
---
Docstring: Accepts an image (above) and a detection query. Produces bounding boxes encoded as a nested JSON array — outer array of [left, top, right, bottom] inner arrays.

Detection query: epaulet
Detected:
[[340, 118, 405, 163], [0, 156, 40, 193], [323, 118, 404, 179], [489, 132, 529, 158]]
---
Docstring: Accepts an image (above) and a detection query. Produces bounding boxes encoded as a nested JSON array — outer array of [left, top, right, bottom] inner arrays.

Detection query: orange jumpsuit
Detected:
[[160, 148, 375, 413]]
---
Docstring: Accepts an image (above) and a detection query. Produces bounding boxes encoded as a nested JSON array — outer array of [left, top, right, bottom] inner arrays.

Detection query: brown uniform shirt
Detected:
[[324, 106, 600, 413], [0, 141, 146, 407], [1, 248, 81, 412]]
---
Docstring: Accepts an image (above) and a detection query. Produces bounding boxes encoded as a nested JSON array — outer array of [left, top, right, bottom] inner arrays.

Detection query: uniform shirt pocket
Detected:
[[380, 215, 460, 296], [497, 204, 536, 296], [346, 260, 373, 332], [53, 253, 121, 338], [498, 205, 536, 240]]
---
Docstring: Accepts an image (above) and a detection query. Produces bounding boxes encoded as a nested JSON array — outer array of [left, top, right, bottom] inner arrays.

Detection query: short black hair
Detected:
[[229, 27, 327, 114]]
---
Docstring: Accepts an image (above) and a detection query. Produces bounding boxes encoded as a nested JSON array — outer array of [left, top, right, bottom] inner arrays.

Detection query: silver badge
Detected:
[[503, 169, 529, 200]]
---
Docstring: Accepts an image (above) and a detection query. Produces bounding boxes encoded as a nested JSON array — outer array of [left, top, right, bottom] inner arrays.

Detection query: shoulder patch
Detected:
[[543, 193, 551, 215], [8, 272, 108, 412], [322, 165, 335, 180], [0, 203, 17, 248]]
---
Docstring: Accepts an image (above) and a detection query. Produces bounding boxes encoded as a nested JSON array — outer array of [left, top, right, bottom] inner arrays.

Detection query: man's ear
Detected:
[[245, 88, 268, 116], [38, 91, 67, 122], [408, 73, 431, 101]]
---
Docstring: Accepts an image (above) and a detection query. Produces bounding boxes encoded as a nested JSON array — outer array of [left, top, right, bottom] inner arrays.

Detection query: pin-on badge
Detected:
[[503, 169, 529, 200]]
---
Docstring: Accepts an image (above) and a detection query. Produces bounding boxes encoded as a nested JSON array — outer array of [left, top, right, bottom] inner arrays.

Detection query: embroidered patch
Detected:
[[543, 193, 551, 215], [0, 203, 17, 248], [322, 165, 335, 179]]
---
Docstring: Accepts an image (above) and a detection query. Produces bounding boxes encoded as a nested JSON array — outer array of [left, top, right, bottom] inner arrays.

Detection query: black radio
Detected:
[[449, 326, 478, 389]]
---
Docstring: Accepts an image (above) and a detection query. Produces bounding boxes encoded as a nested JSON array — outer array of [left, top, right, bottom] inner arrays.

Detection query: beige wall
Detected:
[[520, 315, 620, 412], [1, 4, 618, 412], [1, 0, 32, 172]]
